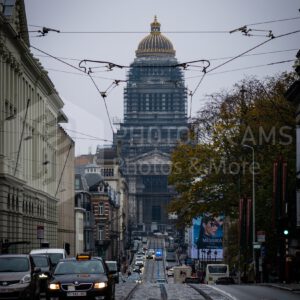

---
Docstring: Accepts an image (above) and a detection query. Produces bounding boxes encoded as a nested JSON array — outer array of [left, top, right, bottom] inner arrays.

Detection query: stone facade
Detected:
[[0, 1, 73, 253], [113, 18, 187, 232]]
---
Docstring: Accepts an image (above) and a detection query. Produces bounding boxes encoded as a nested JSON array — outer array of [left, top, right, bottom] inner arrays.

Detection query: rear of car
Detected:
[[47, 254, 115, 300], [0, 254, 41, 300], [31, 254, 53, 294], [105, 261, 119, 284], [30, 248, 67, 267]]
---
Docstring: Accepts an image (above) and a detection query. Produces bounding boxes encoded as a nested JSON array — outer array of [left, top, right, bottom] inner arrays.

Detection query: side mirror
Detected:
[[34, 267, 41, 274]]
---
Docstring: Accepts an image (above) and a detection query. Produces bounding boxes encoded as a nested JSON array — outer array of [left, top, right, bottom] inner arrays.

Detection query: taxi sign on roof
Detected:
[[76, 254, 91, 260]]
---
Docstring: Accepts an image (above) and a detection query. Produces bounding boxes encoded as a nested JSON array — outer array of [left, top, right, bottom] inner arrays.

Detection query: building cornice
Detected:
[[0, 14, 64, 110]]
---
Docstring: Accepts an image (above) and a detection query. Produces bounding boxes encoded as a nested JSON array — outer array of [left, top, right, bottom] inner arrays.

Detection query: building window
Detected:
[[75, 178, 80, 190], [86, 211, 90, 224], [101, 168, 114, 177], [99, 226, 104, 240], [99, 202, 104, 215]]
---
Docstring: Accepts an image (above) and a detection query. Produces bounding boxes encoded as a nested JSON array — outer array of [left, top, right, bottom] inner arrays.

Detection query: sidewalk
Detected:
[[262, 283, 300, 291]]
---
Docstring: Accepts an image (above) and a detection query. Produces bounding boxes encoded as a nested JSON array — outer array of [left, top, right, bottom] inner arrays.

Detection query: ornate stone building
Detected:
[[0, 0, 74, 253], [114, 17, 188, 233]]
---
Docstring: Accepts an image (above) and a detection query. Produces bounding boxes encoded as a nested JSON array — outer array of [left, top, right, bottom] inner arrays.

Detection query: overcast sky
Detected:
[[24, 0, 300, 155]]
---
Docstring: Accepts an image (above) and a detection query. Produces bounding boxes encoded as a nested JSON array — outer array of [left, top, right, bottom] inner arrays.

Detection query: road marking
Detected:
[[209, 285, 237, 300]]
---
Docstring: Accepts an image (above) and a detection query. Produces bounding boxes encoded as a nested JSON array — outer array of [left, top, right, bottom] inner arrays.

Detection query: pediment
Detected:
[[129, 150, 171, 165]]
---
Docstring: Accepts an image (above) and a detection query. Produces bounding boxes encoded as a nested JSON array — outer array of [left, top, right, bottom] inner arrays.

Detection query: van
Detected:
[[30, 248, 67, 266], [205, 263, 229, 284]]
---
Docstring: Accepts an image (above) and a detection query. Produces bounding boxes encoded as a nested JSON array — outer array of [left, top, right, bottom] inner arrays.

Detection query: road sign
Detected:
[[37, 225, 44, 239], [257, 231, 265, 242]]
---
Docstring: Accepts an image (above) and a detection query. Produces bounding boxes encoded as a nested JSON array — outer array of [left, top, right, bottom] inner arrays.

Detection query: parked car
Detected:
[[47, 254, 115, 300], [134, 259, 144, 267], [105, 260, 119, 284], [215, 276, 235, 285], [0, 254, 41, 300], [167, 267, 174, 277], [31, 254, 53, 293], [30, 248, 67, 267], [184, 276, 201, 283]]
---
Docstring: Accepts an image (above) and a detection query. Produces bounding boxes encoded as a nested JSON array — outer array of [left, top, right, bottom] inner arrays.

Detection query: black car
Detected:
[[215, 276, 235, 285], [105, 261, 119, 284], [31, 254, 53, 293], [0, 254, 41, 300], [47, 254, 115, 300]]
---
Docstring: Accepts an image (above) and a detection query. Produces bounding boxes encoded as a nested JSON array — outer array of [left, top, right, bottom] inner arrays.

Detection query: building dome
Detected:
[[136, 16, 175, 57]]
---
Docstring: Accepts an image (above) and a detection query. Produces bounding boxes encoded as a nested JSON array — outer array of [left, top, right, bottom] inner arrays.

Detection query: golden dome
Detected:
[[136, 16, 175, 57]]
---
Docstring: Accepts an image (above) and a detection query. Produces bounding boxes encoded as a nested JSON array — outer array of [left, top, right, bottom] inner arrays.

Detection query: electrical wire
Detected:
[[185, 59, 294, 79], [87, 74, 115, 133], [27, 16, 300, 34], [207, 29, 300, 74], [32, 48, 298, 63]]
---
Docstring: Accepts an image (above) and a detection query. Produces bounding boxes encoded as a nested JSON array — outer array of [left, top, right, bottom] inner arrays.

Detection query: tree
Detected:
[[168, 72, 296, 250]]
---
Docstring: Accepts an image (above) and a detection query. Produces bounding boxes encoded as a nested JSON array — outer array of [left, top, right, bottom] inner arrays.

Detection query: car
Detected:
[[30, 248, 67, 267], [31, 254, 53, 293], [105, 260, 119, 284], [215, 276, 235, 285], [167, 267, 174, 277], [47, 254, 115, 300], [135, 254, 144, 261], [184, 276, 201, 283], [0, 254, 41, 300], [134, 259, 144, 267]]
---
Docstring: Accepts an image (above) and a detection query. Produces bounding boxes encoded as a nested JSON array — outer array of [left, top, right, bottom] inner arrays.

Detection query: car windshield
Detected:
[[208, 266, 228, 274], [32, 256, 49, 268], [106, 262, 117, 271], [0, 257, 29, 272], [54, 260, 104, 275], [47, 253, 64, 265]]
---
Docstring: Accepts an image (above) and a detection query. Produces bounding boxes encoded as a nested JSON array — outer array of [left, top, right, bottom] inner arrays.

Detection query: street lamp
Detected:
[[242, 144, 256, 280]]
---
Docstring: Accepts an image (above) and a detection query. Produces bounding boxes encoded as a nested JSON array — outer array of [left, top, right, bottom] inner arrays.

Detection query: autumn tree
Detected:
[[168, 73, 296, 258]]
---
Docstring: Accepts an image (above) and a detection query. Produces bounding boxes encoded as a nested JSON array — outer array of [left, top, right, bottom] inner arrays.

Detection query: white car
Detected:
[[167, 267, 174, 277], [135, 259, 144, 267]]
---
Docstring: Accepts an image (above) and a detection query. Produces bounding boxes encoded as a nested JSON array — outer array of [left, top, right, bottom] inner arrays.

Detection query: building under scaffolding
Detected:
[[114, 17, 188, 233]]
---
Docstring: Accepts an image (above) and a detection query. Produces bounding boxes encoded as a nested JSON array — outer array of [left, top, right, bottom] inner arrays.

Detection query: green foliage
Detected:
[[168, 73, 296, 248]]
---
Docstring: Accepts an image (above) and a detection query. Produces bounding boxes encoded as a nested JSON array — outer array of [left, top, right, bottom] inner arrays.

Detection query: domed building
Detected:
[[114, 17, 187, 233]]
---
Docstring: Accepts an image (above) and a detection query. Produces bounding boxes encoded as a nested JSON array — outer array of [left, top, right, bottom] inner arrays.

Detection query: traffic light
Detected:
[[279, 216, 290, 237]]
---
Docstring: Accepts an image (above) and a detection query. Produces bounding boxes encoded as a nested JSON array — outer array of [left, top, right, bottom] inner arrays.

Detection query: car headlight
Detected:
[[94, 282, 107, 289], [49, 283, 60, 290], [20, 274, 31, 284], [39, 273, 48, 278]]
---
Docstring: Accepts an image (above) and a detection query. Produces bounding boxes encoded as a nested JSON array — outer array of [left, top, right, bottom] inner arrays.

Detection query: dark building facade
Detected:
[[114, 17, 188, 233]]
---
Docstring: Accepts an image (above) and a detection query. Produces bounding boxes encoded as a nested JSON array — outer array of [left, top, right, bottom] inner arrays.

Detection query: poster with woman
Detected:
[[191, 213, 224, 259]]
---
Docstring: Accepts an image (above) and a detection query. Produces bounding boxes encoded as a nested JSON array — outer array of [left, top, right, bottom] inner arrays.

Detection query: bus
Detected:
[[204, 263, 229, 284]]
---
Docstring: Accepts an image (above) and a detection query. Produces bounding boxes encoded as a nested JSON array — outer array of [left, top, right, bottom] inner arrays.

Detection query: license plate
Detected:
[[67, 291, 87, 297], [0, 289, 11, 293]]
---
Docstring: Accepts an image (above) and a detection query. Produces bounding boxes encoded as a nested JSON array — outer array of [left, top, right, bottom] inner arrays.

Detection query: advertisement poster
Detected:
[[191, 213, 224, 260]]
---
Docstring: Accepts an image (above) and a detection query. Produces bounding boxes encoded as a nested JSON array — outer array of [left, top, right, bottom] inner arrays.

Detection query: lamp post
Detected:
[[242, 144, 256, 280]]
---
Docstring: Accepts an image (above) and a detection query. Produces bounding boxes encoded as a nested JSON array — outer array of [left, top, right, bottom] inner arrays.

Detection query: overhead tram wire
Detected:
[[32, 48, 299, 64], [30, 45, 122, 134], [27, 16, 300, 34], [87, 73, 115, 134], [185, 59, 295, 79], [188, 29, 300, 96]]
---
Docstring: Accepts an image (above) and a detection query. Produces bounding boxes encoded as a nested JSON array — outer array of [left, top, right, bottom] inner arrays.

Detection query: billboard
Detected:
[[191, 214, 224, 260]]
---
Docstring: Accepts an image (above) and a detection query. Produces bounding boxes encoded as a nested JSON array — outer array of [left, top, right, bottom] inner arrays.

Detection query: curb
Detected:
[[262, 283, 300, 292]]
